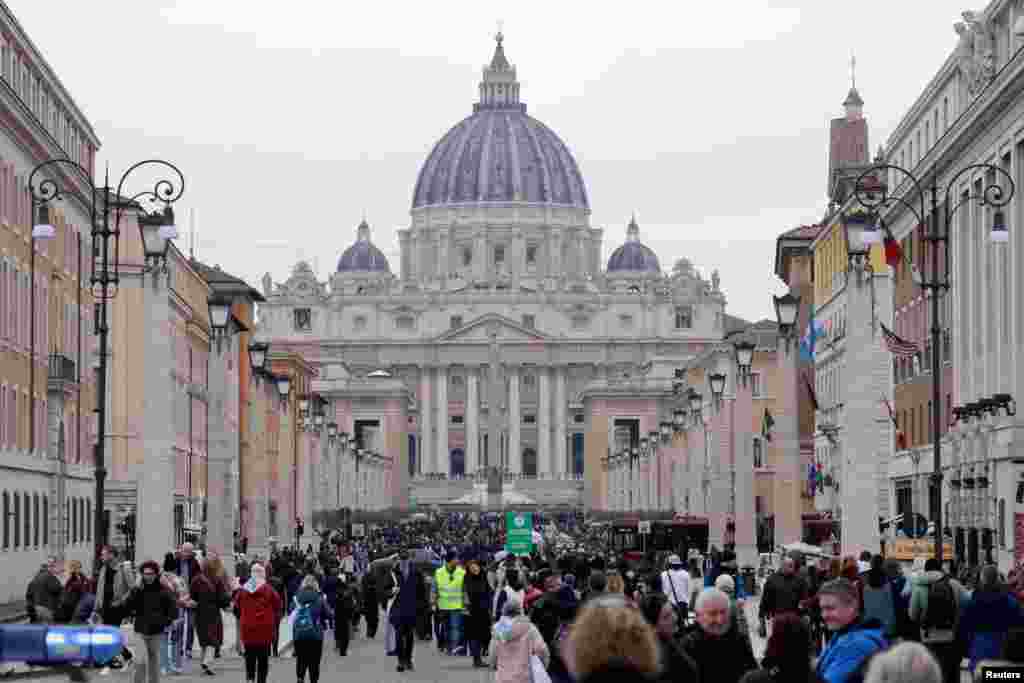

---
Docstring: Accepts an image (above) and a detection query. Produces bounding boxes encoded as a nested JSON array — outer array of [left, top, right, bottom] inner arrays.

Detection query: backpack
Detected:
[[923, 576, 956, 631], [292, 597, 322, 641]]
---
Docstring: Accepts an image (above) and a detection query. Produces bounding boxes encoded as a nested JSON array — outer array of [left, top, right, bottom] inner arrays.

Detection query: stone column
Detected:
[[474, 232, 486, 281], [508, 369, 521, 474], [420, 368, 433, 474], [840, 269, 891, 557], [206, 331, 240, 564], [438, 228, 449, 281], [466, 369, 480, 474], [554, 367, 567, 476], [136, 269, 177, 566], [46, 382, 67, 559], [487, 356, 502, 474], [711, 398, 733, 550], [538, 367, 551, 475], [734, 376, 757, 568], [774, 331, 802, 549], [437, 366, 449, 475]]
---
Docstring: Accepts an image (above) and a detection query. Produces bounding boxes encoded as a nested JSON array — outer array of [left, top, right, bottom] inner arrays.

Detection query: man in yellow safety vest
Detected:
[[432, 550, 466, 656]]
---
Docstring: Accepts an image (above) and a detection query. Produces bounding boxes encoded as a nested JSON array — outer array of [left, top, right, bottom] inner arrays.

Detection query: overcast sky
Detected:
[[12, 1, 974, 323]]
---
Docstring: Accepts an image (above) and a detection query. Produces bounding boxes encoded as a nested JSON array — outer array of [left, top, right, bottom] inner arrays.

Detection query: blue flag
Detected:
[[799, 306, 826, 362]]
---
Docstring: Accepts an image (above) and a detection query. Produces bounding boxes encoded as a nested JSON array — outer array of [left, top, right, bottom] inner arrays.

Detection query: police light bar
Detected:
[[0, 625, 123, 665]]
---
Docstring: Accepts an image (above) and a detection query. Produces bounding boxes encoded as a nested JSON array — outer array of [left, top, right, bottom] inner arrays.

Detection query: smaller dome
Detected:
[[337, 219, 391, 273], [607, 216, 661, 273]]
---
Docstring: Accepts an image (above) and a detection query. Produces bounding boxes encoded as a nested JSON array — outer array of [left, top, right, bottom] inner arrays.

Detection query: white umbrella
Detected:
[[493, 550, 509, 563]]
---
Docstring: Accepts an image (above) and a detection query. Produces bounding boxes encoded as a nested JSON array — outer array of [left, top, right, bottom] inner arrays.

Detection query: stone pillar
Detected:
[[136, 270, 177, 566], [711, 398, 733, 550], [774, 332, 802, 549], [474, 233, 486, 281], [694, 424, 709, 517], [840, 270, 892, 557], [46, 383, 67, 559], [734, 377, 757, 568], [554, 367, 567, 476], [466, 369, 480, 474], [437, 366, 449, 475], [420, 368, 433, 474], [438, 229, 449, 280], [538, 368, 551, 475], [508, 369, 521, 474], [246, 381, 271, 556], [487, 357, 502, 474], [206, 332, 240, 565]]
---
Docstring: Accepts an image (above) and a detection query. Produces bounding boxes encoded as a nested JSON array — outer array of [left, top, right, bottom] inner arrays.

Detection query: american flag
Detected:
[[880, 323, 920, 357]]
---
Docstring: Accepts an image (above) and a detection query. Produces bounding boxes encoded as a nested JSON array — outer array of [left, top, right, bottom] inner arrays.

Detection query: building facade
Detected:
[[878, 0, 1024, 571], [258, 34, 742, 521], [0, 0, 101, 603]]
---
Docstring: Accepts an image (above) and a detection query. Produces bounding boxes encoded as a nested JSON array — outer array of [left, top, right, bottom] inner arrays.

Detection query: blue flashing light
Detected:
[[0, 625, 123, 664]]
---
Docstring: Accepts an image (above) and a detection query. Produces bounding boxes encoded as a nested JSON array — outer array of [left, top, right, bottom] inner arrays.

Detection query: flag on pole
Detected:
[[761, 409, 775, 442], [799, 306, 826, 362], [880, 323, 920, 357], [803, 370, 819, 412], [882, 221, 903, 269], [881, 394, 908, 450]]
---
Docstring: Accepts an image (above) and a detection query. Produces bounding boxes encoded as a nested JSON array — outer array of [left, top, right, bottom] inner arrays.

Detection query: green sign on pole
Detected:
[[505, 511, 534, 556]]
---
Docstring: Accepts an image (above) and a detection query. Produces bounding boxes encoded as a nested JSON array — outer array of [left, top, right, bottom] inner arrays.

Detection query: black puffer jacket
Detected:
[[121, 580, 178, 636]]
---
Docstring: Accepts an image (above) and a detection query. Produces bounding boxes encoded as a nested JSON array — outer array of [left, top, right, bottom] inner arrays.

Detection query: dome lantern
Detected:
[[411, 34, 589, 211], [607, 215, 661, 274], [336, 218, 391, 274]]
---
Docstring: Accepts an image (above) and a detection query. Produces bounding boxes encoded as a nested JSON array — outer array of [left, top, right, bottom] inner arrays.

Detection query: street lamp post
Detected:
[[29, 206, 57, 455], [852, 162, 1015, 565], [29, 158, 184, 567]]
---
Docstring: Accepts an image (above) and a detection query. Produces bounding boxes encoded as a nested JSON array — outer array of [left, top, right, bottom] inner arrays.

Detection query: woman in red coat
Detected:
[[233, 562, 282, 683]]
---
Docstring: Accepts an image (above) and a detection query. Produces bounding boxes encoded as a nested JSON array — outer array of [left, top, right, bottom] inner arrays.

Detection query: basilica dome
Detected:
[[337, 219, 391, 273], [607, 216, 661, 273], [411, 33, 589, 211]]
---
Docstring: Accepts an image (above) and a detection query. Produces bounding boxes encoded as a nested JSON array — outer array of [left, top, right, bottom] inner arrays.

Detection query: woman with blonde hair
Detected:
[[563, 595, 661, 683]]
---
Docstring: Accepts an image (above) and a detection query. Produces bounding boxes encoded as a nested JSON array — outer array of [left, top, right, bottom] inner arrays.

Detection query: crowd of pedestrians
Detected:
[[17, 515, 1024, 683]]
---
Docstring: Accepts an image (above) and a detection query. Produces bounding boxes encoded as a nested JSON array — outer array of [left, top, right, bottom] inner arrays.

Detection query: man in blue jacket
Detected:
[[816, 578, 888, 683]]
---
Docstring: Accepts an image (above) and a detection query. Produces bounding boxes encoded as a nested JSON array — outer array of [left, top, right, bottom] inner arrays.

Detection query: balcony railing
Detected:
[[48, 353, 76, 383]]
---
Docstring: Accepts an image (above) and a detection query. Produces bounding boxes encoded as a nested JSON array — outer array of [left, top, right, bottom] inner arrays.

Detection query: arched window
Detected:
[[42, 495, 48, 548], [32, 493, 38, 547], [13, 492, 20, 548], [2, 491, 8, 549], [522, 448, 538, 477], [450, 448, 465, 477]]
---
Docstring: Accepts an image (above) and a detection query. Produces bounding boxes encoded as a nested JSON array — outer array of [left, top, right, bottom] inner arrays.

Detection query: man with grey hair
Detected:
[[815, 578, 888, 683], [864, 642, 942, 683], [681, 588, 757, 683]]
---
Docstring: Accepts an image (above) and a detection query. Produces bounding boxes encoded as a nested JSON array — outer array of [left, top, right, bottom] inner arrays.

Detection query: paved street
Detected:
[[101, 631, 494, 683]]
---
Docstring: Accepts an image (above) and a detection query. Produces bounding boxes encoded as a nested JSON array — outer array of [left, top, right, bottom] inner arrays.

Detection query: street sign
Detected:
[[638, 520, 652, 535], [505, 511, 534, 555]]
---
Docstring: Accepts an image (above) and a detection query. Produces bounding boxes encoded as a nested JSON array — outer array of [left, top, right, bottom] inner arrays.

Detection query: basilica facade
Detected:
[[256, 34, 743, 516]]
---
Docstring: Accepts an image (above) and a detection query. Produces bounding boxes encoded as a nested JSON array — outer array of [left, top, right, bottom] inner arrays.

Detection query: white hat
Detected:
[[668, 554, 682, 566]]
